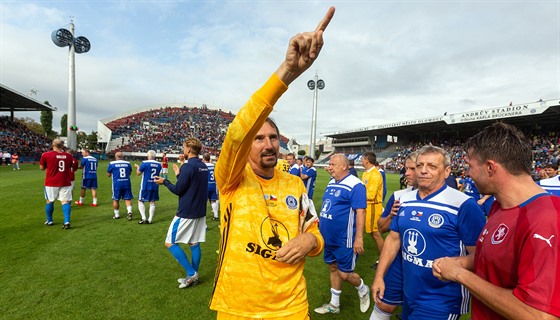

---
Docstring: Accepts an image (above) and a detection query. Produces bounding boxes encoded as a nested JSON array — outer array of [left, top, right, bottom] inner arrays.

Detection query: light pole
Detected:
[[307, 72, 324, 159], [52, 20, 91, 150]]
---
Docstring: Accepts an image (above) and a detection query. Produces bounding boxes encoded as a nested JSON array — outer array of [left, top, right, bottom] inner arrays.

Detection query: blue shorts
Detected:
[[82, 178, 97, 189], [112, 188, 133, 201], [139, 190, 159, 202], [380, 255, 404, 305], [402, 300, 460, 320], [207, 189, 218, 201], [323, 244, 357, 273]]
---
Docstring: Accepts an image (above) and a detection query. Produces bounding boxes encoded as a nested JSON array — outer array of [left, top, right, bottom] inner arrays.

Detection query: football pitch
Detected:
[[0, 162, 426, 319]]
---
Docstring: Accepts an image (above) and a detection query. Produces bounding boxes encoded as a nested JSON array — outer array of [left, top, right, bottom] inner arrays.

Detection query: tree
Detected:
[[86, 131, 98, 150], [60, 114, 67, 137], [16, 117, 43, 134], [40, 101, 53, 136]]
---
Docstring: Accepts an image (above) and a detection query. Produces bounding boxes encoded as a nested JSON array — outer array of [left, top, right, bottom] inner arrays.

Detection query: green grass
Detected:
[[0, 162, 441, 319]]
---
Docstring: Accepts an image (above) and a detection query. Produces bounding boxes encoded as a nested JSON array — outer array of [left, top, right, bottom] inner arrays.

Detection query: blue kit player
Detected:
[[372, 145, 486, 320], [300, 157, 317, 199], [75, 149, 98, 207], [134, 150, 162, 224], [107, 152, 134, 220], [315, 154, 370, 315], [203, 153, 219, 221]]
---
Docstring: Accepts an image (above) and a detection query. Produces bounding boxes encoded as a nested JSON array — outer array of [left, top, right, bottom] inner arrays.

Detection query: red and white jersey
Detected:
[[473, 194, 560, 319], [40, 150, 73, 187], [162, 156, 168, 169]]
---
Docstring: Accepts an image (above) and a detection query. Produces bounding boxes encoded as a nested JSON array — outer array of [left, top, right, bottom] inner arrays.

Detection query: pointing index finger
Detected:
[[315, 6, 335, 33]]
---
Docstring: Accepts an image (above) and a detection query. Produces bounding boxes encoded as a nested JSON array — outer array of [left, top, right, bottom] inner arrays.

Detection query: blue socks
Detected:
[[191, 243, 201, 272], [45, 202, 54, 222], [62, 203, 71, 224], [168, 244, 195, 277]]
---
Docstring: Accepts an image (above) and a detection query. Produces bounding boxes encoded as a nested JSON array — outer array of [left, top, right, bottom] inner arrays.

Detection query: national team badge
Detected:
[[286, 195, 298, 210], [428, 214, 444, 228], [491, 223, 509, 244]]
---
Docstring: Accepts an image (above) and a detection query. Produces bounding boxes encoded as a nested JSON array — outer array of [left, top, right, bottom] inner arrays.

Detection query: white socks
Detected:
[[330, 288, 341, 307]]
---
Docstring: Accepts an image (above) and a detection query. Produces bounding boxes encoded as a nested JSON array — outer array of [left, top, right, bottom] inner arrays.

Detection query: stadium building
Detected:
[[322, 99, 559, 175]]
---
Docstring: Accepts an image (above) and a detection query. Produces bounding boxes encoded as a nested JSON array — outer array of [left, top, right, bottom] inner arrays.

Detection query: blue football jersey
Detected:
[[319, 174, 367, 247], [390, 184, 486, 314], [107, 160, 132, 189], [537, 176, 560, 196], [81, 156, 98, 179], [301, 166, 317, 199], [139, 160, 162, 191], [206, 162, 216, 191]]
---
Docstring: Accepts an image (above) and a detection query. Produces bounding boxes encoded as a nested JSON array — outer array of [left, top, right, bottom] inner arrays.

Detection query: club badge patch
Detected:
[[286, 195, 298, 210]]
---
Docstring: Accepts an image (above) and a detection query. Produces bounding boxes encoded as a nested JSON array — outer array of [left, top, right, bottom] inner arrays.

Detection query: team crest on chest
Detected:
[[428, 214, 444, 228], [285, 195, 298, 210], [491, 223, 509, 244]]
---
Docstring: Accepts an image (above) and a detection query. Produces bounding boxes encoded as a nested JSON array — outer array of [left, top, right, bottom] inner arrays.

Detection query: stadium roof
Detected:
[[0, 84, 57, 113], [325, 99, 560, 139]]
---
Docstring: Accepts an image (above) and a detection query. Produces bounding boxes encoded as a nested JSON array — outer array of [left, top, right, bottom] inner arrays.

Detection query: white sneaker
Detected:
[[359, 286, 371, 313], [314, 303, 340, 314], [178, 272, 199, 288]]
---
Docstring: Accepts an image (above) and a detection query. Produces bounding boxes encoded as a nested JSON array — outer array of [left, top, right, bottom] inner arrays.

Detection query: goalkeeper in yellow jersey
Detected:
[[209, 7, 335, 320]]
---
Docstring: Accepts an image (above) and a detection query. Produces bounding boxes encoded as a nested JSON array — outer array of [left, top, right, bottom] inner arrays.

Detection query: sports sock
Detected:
[[148, 204, 155, 222], [126, 205, 132, 214], [191, 243, 201, 272], [370, 305, 392, 320], [114, 209, 120, 217], [211, 201, 219, 218], [62, 203, 71, 224], [356, 278, 368, 296], [168, 244, 195, 277], [46, 202, 54, 222], [330, 288, 341, 307], [79, 197, 84, 204], [138, 202, 146, 220], [93, 198, 98, 205]]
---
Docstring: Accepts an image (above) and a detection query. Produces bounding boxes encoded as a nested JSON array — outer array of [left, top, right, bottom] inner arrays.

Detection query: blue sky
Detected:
[[1, 1, 559, 144]]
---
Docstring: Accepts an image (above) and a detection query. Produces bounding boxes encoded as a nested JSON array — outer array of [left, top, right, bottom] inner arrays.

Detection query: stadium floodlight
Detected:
[[51, 20, 91, 150], [307, 72, 324, 159]]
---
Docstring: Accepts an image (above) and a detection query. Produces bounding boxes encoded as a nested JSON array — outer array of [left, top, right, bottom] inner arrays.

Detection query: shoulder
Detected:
[[434, 186, 472, 207], [342, 175, 365, 189]]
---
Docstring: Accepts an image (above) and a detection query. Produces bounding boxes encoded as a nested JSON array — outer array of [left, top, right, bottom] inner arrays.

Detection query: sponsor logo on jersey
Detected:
[[286, 195, 298, 210], [491, 223, 509, 244], [428, 214, 444, 228], [402, 228, 433, 268], [334, 190, 341, 197], [245, 217, 291, 261], [320, 199, 333, 219], [479, 228, 489, 243]]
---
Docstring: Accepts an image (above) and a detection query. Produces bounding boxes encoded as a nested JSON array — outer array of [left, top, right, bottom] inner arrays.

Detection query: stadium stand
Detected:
[[98, 105, 292, 156], [0, 116, 51, 161]]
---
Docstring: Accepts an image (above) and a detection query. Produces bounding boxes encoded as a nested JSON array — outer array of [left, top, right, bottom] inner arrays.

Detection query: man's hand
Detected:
[[275, 6, 335, 85], [353, 236, 364, 255], [153, 176, 165, 185], [276, 233, 317, 264], [172, 163, 180, 176], [390, 200, 400, 217], [372, 275, 385, 305], [432, 256, 467, 282]]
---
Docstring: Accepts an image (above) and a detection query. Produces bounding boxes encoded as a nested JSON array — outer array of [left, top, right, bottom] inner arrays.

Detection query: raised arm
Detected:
[[274, 6, 335, 86]]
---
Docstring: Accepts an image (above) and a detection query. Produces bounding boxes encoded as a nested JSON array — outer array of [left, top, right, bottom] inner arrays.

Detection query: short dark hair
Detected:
[[203, 153, 211, 161], [362, 152, 377, 165], [544, 163, 559, 171], [266, 117, 280, 137], [464, 122, 532, 175]]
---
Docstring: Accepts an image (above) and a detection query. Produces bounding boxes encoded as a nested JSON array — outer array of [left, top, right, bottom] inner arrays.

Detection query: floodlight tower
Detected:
[[307, 72, 324, 159], [52, 20, 91, 150]]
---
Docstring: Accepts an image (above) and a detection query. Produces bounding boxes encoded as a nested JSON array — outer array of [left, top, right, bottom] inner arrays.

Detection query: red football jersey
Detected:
[[473, 194, 560, 319], [40, 151, 73, 187]]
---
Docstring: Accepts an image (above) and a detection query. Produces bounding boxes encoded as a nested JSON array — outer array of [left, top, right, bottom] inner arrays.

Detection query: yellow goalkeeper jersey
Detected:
[[210, 74, 323, 318]]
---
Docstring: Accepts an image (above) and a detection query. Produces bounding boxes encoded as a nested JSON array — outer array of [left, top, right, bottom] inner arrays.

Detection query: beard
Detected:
[[260, 150, 278, 168]]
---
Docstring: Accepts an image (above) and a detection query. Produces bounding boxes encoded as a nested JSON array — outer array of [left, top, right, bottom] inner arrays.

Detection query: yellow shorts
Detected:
[[365, 202, 383, 233], [217, 308, 309, 320]]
